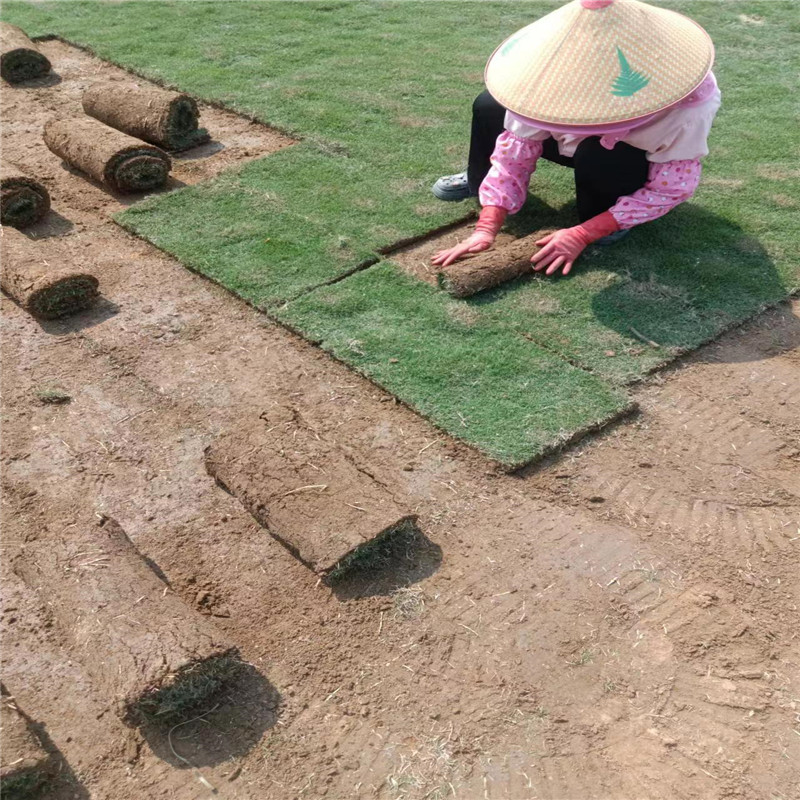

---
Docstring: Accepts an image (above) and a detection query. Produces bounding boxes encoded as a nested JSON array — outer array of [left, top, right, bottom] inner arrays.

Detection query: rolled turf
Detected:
[[1, 226, 99, 319], [14, 516, 240, 727], [206, 407, 417, 574], [0, 163, 50, 229], [0, 686, 52, 799], [0, 22, 50, 84], [82, 82, 210, 152], [43, 117, 171, 194], [438, 230, 555, 298]]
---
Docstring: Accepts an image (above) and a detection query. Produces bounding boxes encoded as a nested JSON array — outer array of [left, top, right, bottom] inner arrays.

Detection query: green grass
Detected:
[[4, 0, 797, 463], [275, 261, 630, 465]]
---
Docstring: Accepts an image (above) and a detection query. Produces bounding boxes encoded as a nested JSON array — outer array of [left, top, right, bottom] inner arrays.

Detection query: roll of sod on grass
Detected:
[[14, 516, 240, 727], [1, 164, 51, 229], [1, 226, 99, 319], [82, 82, 210, 152], [0, 685, 52, 799], [43, 117, 171, 194], [437, 230, 556, 299], [205, 407, 417, 575], [0, 23, 51, 84]]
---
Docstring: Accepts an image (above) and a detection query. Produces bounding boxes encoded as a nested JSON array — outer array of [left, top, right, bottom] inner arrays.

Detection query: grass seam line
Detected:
[[377, 210, 478, 256]]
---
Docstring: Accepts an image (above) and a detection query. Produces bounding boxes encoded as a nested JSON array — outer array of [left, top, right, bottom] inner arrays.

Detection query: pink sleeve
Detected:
[[610, 159, 702, 229], [478, 131, 544, 214]]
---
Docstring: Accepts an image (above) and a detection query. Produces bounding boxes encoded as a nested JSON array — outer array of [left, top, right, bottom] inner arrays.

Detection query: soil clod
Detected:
[[82, 82, 210, 152], [43, 117, 171, 194]]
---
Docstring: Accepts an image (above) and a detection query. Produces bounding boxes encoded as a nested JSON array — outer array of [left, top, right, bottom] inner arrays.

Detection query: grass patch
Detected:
[[4, 1, 796, 460], [275, 262, 630, 467], [35, 387, 71, 404]]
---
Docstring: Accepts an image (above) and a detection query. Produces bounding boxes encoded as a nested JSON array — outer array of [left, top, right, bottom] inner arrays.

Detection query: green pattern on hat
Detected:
[[611, 47, 650, 97]]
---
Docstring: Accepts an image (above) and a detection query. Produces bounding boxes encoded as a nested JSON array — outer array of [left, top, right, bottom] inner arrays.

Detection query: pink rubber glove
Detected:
[[531, 211, 620, 276], [432, 206, 508, 267]]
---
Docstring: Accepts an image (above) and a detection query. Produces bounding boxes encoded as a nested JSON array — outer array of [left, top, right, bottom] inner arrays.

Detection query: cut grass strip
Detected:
[[119, 143, 469, 307], [274, 261, 631, 468], [467, 198, 794, 385]]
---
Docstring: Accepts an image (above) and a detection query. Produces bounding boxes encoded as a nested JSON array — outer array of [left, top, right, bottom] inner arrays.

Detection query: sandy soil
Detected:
[[2, 39, 799, 800]]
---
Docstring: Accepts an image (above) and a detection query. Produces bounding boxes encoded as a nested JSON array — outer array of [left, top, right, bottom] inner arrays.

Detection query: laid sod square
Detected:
[[274, 261, 631, 467]]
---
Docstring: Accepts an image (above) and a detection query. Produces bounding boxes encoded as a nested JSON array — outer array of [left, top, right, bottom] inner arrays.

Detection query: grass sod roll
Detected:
[[0, 686, 52, 800], [437, 230, 556, 299], [13, 516, 240, 727], [1, 164, 51, 229], [43, 117, 171, 194], [82, 83, 210, 152], [205, 407, 417, 574], [0, 23, 51, 84], [1, 227, 99, 319]]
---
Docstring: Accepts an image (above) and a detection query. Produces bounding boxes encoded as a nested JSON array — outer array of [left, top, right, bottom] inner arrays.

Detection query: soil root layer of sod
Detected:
[[82, 82, 210, 153], [0, 23, 50, 84], [437, 230, 555, 299], [205, 407, 417, 574], [0, 226, 98, 319], [0, 162, 50, 229], [13, 516, 240, 727], [0, 685, 52, 799], [43, 116, 171, 194]]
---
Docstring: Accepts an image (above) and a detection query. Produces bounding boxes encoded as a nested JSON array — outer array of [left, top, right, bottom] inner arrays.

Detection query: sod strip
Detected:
[[0, 687, 52, 799], [117, 143, 464, 307], [44, 117, 171, 194], [206, 407, 417, 574], [438, 229, 557, 298], [1, 226, 99, 319], [0, 22, 50, 83], [274, 261, 631, 469], [14, 516, 239, 727], [467, 204, 794, 385], [0, 163, 51, 229], [83, 83, 210, 152]]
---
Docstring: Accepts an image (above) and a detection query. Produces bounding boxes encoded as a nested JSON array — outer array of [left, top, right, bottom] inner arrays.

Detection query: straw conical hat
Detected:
[[485, 0, 714, 126]]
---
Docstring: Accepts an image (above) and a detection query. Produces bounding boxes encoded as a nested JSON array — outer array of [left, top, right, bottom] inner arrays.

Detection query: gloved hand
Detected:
[[432, 206, 508, 267], [531, 211, 620, 276]]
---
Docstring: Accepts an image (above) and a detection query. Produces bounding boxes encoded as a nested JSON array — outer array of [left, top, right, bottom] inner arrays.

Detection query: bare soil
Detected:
[[2, 39, 799, 800]]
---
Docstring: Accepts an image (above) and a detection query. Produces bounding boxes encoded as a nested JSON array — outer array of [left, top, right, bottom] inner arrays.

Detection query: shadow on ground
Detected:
[[328, 523, 442, 601], [141, 661, 281, 769], [26, 719, 90, 800]]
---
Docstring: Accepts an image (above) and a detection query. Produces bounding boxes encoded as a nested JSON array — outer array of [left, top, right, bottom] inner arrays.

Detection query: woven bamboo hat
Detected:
[[484, 0, 714, 126]]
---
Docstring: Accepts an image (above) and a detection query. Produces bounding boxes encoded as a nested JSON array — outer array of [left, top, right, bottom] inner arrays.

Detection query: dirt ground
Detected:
[[2, 40, 799, 800]]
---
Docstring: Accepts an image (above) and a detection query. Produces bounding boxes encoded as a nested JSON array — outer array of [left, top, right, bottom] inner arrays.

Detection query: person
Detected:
[[431, 0, 721, 276]]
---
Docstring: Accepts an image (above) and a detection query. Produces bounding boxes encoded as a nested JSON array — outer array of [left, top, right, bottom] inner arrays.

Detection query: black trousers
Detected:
[[467, 90, 649, 222]]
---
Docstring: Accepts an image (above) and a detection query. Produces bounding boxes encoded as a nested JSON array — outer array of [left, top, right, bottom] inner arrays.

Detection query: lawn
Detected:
[[5, 1, 798, 466]]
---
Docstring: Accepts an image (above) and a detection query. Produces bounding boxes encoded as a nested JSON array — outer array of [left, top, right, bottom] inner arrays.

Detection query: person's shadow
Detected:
[[474, 200, 787, 370], [586, 204, 786, 359]]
